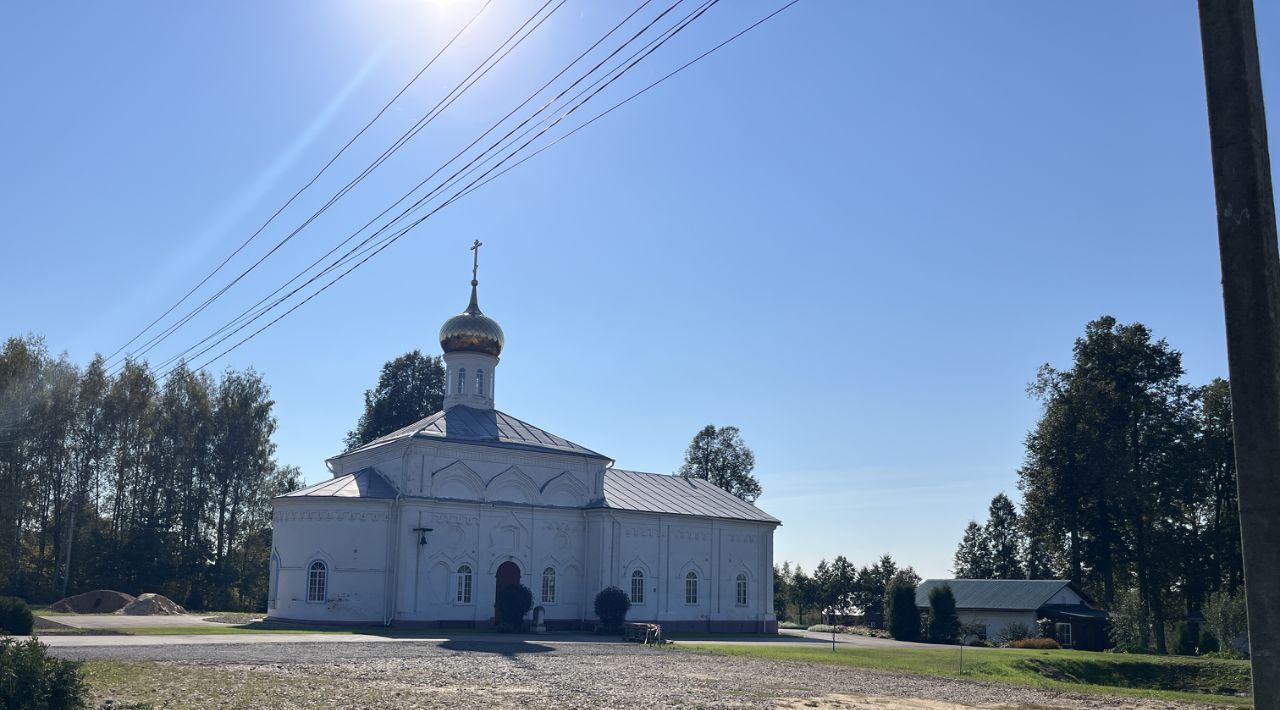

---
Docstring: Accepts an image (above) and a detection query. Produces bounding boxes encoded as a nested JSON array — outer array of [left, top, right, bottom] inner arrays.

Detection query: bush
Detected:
[[1199, 628, 1220, 654], [778, 621, 805, 630], [885, 579, 920, 642], [926, 585, 959, 644], [0, 636, 87, 709], [1009, 636, 1060, 649], [495, 584, 533, 632], [0, 597, 33, 635], [995, 621, 1031, 644], [594, 586, 631, 632]]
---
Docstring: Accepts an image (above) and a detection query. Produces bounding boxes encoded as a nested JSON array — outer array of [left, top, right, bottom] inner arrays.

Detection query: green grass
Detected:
[[679, 643, 1253, 707]]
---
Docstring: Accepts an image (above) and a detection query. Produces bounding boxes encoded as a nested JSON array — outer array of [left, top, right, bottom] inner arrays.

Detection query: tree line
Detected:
[[0, 335, 299, 610], [773, 554, 919, 627], [954, 316, 1246, 654]]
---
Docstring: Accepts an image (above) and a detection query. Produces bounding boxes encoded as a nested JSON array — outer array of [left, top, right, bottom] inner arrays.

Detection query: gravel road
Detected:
[[52, 639, 1236, 709]]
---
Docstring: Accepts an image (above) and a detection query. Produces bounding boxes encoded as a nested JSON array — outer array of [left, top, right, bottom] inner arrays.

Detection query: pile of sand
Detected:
[[118, 592, 186, 616], [48, 589, 135, 614]]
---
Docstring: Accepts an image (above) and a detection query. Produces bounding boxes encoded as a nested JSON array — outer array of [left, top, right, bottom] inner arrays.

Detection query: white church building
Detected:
[[268, 251, 780, 632]]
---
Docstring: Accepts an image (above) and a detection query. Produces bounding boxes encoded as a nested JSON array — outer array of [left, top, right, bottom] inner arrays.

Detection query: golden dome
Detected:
[[439, 282, 504, 357]]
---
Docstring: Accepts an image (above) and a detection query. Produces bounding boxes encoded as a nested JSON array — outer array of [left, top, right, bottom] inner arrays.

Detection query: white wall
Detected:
[[269, 499, 392, 623]]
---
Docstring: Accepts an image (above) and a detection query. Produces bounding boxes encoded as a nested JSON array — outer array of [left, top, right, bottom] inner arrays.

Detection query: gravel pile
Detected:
[[48, 590, 135, 614], [118, 593, 186, 616]]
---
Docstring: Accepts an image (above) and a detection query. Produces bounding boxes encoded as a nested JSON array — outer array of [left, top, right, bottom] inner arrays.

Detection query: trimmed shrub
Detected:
[[594, 586, 631, 632], [0, 597, 33, 635], [885, 579, 920, 642], [1009, 636, 1060, 649], [0, 636, 87, 709], [495, 584, 533, 632], [926, 584, 959, 644], [778, 621, 805, 630]]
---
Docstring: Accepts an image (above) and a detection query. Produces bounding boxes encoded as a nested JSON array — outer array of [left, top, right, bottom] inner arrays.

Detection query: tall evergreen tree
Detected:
[[952, 521, 992, 578], [985, 493, 1025, 579]]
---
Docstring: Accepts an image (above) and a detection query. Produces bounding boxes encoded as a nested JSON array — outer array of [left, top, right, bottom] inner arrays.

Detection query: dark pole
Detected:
[[1198, 1, 1280, 704]]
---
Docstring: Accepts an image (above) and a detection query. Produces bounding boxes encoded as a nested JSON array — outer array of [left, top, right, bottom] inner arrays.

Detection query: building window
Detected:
[[476, 369, 485, 396], [541, 567, 556, 604], [630, 570, 645, 605], [685, 571, 699, 605], [456, 565, 473, 604], [307, 561, 327, 602], [456, 368, 466, 395], [1056, 622, 1073, 648], [736, 573, 748, 606]]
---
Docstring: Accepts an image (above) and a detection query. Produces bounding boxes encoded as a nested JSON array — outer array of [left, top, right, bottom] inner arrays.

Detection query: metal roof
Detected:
[[338, 406, 607, 460], [915, 579, 1078, 611], [597, 469, 780, 524], [277, 467, 397, 500]]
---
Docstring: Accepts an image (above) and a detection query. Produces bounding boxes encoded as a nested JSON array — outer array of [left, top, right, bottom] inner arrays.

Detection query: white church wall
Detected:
[[270, 499, 391, 624], [391, 500, 588, 627], [588, 509, 778, 632]]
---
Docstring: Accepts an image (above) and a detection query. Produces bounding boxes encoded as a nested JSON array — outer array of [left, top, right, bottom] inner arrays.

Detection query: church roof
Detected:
[[278, 467, 397, 499], [598, 469, 780, 524], [338, 406, 608, 460]]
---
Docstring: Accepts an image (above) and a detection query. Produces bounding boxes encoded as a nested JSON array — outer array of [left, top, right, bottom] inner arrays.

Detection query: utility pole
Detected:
[[1198, 1, 1280, 705]]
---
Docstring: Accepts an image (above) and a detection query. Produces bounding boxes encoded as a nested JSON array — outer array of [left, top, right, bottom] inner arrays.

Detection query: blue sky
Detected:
[[3, 1, 1275, 580]]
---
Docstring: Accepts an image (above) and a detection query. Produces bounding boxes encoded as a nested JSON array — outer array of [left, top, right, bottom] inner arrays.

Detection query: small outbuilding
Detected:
[[916, 579, 1108, 651]]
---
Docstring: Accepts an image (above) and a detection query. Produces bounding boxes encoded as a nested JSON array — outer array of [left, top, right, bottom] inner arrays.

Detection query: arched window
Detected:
[[685, 570, 699, 605], [307, 560, 327, 602], [456, 564, 473, 604], [630, 570, 645, 605], [476, 369, 485, 396], [456, 368, 467, 395], [736, 573, 749, 606], [541, 567, 556, 604]]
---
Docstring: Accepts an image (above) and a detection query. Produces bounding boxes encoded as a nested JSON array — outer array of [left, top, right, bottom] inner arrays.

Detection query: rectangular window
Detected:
[[1056, 622, 1073, 648], [630, 574, 645, 605], [456, 572, 472, 603], [736, 576, 748, 606], [685, 575, 698, 605]]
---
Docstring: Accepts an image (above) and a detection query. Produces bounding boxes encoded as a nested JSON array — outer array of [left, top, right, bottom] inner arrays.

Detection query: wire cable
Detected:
[[169, 0, 798, 375], [105, 0, 494, 365]]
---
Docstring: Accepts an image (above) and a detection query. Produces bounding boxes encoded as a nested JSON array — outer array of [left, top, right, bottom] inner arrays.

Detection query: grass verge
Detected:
[[678, 643, 1252, 707]]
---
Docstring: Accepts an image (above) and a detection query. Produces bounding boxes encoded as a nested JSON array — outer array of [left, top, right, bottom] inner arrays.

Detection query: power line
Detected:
[[110, 0, 563, 373], [150, 0, 691, 375], [105, 0, 494, 365], [167, 0, 799, 376]]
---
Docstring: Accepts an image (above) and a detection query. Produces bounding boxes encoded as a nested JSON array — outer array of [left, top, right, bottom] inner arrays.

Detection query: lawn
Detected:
[[679, 643, 1253, 707]]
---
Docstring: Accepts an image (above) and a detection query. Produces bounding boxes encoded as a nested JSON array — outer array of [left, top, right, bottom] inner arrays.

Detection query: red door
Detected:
[[494, 561, 521, 624]]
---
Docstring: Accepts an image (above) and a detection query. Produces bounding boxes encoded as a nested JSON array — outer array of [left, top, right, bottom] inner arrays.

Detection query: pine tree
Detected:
[[985, 493, 1025, 579], [953, 521, 992, 578]]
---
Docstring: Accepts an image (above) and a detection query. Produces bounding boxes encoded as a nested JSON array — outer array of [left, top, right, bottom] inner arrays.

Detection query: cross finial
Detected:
[[470, 239, 483, 285]]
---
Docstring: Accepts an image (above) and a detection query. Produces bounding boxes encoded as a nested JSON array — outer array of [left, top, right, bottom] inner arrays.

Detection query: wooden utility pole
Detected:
[[1198, 1, 1280, 705]]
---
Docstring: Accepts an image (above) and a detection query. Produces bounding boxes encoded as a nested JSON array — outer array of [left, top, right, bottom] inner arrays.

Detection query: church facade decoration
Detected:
[[268, 244, 780, 632]]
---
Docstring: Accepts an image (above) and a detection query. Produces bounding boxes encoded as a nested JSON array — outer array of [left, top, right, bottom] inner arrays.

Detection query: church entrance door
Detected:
[[494, 561, 521, 625]]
